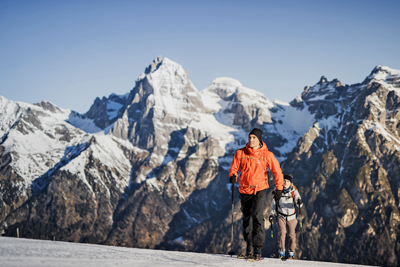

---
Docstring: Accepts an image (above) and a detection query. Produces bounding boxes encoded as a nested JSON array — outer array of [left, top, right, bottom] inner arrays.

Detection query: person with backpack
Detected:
[[229, 128, 284, 261], [269, 174, 303, 260]]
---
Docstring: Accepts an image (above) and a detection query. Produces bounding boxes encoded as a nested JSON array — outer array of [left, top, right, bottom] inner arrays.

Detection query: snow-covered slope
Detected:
[[0, 98, 85, 187], [0, 237, 366, 267], [0, 97, 129, 194]]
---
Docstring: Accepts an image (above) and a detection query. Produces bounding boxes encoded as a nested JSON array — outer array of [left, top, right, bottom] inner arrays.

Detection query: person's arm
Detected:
[[294, 189, 303, 208], [229, 150, 241, 182], [267, 153, 284, 191]]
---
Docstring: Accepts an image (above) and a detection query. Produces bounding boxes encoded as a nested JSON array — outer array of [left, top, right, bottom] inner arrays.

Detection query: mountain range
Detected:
[[1, 56, 399, 266]]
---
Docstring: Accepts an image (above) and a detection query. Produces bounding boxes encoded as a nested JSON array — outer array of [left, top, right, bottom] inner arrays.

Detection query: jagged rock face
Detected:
[[1, 58, 400, 266], [291, 76, 345, 120], [4, 135, 132, 243], [123, 56, 206, 151], [0, 98, 87, 230], [201, 77, 314, 160], [282, 66, 400, 266], [85, 94, 127, 130]]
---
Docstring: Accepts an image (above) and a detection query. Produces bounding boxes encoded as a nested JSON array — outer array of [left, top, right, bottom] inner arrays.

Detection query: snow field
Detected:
[[0, 237, 368, 267]]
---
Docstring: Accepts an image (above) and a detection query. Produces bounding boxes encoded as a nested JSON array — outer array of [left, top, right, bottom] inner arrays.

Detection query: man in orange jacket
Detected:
[[229, 128, 284, 260]]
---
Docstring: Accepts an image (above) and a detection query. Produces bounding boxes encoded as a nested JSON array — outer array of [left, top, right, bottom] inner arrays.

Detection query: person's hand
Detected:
[[269, 215, 274, 223], [274, 190, 282, 202], [297, 199, 302, 206], [229, 174, 237, 184]]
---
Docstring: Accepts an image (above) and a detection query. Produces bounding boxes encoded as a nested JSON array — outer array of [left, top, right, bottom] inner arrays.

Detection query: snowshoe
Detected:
[[288, 251, 295, 260]]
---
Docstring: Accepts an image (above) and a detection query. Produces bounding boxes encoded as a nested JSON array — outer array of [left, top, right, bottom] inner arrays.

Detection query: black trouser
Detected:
[[240, 189, 267, 247]]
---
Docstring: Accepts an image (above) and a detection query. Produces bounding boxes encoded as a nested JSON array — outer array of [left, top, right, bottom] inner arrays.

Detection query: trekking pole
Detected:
[[274, 192, 281, 258], [298, 202, 306, 259], [270, 218, 275, 258], [298, 204, 302, 228], [228, 181, 235, 257], [271, 191, 278, 258]]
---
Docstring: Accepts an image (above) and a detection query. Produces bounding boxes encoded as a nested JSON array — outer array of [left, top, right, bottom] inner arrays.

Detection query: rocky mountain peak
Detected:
[[204, 77, 243, 99], [301, 76, 343, 101], [288, 75, 346, 120], [364, 65, 400, 87], [137, 57, 190, 85], [134, 57, 203, 117], [85, 56, 200, 132], [144, 56, 163, 75], [33, 100, 63, 114], [84, 93, 125, 130], [318, 76, 328, 84], [107, 56, 208, 153], [369, 65, 390, 76], [209, 77, 243, 88], [331, 78, 344, 87]]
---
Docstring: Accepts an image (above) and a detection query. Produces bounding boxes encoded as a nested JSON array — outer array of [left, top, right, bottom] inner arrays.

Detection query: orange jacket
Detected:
[[229, 141, 283, 195]]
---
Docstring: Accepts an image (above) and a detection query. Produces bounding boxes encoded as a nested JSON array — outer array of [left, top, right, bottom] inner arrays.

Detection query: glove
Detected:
[[297, 199, 302, 206], [269, 215, 274, 223], [229, 174, 237, 184], [274, 190, 282, 202]]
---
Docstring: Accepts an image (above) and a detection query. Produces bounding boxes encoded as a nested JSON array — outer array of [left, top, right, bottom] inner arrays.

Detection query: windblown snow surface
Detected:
[[0, 237, 370, 267]]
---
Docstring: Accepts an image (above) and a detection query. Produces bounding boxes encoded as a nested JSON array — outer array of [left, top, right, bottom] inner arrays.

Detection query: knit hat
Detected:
[[284, 174, 293, 183], [249, 128, 263, 143]]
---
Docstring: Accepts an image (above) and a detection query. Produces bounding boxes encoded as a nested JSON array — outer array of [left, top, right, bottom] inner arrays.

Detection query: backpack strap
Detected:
[[291, 185, 297, 206], [278, 210, 296, 221]]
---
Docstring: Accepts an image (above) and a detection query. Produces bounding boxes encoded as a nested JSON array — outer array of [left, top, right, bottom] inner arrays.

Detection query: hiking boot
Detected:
[[279, 250, 285, 259], [288, 251, 295, 260]]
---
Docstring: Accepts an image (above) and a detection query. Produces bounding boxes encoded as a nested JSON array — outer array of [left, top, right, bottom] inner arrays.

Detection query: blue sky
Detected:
[[1, 0, 399, 113]]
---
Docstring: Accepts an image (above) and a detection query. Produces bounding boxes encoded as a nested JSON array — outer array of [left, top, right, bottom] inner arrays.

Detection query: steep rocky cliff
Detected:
[[1, 58, 399, 266], [281, 66, 400, 266]]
